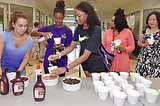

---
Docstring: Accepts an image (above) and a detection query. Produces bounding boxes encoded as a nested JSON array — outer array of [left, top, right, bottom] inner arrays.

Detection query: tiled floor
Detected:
[[26, 46, 138, 77]]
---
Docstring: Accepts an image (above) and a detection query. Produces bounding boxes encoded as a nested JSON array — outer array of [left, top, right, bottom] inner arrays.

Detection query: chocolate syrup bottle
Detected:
[[51, 48, 59, 66], [33, 75, 45, 101], [0, 68, 9, 95], [12, 71, 24, 96]]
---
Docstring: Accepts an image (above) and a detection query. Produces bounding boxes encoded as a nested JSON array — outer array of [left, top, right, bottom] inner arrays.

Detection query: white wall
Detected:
[[142, 0, 160, 9], [0, 0, 35, 6], [35, 0, 52, 23]]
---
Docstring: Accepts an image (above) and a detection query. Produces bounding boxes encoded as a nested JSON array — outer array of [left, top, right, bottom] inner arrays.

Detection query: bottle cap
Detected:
[[37, 64, 40, 69]]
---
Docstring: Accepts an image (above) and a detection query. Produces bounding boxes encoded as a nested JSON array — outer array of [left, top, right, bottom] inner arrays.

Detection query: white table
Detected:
[[0, 77, 160, 106]]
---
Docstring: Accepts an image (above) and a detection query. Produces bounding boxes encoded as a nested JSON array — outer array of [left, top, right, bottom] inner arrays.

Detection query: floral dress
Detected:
[[135, 29, 160, 78]]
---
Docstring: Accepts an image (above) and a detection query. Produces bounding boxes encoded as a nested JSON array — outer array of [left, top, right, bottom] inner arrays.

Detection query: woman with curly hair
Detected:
[[102, 8, 135, 73], [135, 11, 160, 78], [48, 1, 106, 77]]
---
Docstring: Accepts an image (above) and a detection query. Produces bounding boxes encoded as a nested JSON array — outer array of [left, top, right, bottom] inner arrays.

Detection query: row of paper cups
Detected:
[[92, 72, 129, 82], [92, 72, 159, 105]]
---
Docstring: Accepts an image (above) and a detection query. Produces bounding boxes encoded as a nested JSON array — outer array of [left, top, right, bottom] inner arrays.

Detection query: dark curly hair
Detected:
[[75, 1, 101, 36], [54, 0, 65, 16], [146, 11, 160, 29], [114, 8, 128, 32]]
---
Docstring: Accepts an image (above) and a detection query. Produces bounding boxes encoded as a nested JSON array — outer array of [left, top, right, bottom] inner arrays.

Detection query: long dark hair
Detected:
[[146, 11, 160, 29], [53, 0, 65, 16], [75, 1, 101, 36], [114, 8, 129, 32]]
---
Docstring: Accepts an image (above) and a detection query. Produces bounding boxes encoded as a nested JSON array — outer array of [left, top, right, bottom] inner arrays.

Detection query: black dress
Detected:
[[135, 29, 160, 78]]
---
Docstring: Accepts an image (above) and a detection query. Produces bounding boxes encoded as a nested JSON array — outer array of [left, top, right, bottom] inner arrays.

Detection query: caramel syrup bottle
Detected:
[[0, 68, 9, 95], [33, 75, 45, 101], [51, 48, 59, 66], [12, 71, 24, 95]]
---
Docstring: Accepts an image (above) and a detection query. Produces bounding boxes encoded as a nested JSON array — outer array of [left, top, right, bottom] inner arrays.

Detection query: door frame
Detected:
[[0, 3, 8, 30]]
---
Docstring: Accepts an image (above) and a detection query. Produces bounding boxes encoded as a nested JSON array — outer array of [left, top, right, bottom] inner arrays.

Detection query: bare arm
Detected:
[[67, 49, 91, 70], [137, 33, 149, 47], [50, 48, 91, 76], [31, 30, 52, 39], [18, 49, 32, 73], [0, 35, 4, 76], [48, 41, 77, 61]]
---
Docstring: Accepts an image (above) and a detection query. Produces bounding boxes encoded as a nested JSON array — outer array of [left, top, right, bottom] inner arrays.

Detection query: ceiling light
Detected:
[[94, 9, 99, 11], [67, 15, 74, 17], [66, 8, 74, 11], [87, 0, 98, 2]]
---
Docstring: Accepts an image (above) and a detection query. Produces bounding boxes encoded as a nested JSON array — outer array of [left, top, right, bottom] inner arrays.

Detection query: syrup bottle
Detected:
[[0, 68, 9, 95], [51, 48, 59, 66], [12, 70, 24, 96], [33, 75, 45, 101]]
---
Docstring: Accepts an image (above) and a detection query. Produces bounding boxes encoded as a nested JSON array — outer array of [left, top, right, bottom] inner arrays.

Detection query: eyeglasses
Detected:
[[110, 20, 114, 22]]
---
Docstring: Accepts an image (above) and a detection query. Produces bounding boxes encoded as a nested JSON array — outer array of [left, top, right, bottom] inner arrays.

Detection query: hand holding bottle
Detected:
[[54, 43, 64, 50], [38, 32, 53, 42], [48, 54, 59, 61]]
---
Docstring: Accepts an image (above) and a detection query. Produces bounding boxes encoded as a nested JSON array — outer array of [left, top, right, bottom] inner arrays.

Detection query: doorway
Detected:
[[0, 3, 8, 33]]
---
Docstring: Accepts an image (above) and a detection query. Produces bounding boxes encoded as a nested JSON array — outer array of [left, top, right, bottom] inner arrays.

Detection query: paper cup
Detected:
[[135, 76, 145, 83], [130, 72, 140, 82], [136, 83, 148, 96], [126, 89, 140, 105], [100, 72, 109, 81], [145, 88, 159, 103], [97, 86, 109, 100], [104, 80, 115, 87], [113, 75, 122, 85], [117, 79, 128, 89], [7, 72, 16, 80], [122, 83, 134, 93], [114, 39, 121, 47], [113, 90, 127, 106], [120, 72, 129, 80], [109, 72, 118, 78], [54, 37, 61, 45], [109, 85, 121, 98], [91, 73, 100, 81], [48, 66, 58, 73], [140, 79, 152, 88], [147, 37, 155, 45], [93, 81, 104, 93], [103, 76, 113, 82]]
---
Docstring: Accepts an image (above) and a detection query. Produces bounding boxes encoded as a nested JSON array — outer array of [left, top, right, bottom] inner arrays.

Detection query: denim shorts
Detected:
[[1, 67, 26, 76]]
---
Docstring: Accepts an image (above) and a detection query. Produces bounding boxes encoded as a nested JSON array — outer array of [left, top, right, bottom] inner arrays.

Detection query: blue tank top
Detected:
[[1, 31, 33, 71]]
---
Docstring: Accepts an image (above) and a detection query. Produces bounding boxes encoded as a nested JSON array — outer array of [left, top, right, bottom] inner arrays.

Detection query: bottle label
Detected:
[[14, 82, 24, 93], [0, 81, 4, 93], [34, 87, 45, 98]]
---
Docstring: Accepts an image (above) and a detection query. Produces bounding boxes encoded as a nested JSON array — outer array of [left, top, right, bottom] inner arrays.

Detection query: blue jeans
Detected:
[[1, 67, 26, 76]]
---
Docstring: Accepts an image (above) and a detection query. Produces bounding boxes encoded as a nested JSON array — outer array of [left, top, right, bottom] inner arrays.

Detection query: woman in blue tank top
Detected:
[[0, 11, 33, 76]]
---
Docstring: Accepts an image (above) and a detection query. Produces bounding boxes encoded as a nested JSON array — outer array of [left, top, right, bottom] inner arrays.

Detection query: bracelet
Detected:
[[56, 52, 61, 59], [63, 47, 65, 50], [65, 65, 69, 72]]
